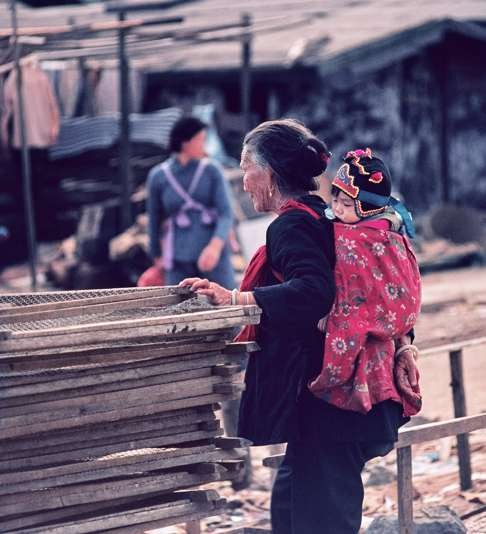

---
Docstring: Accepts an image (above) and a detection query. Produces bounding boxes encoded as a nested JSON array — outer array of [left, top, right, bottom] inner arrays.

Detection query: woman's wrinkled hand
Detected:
[[179, 277, 231, 306], [394, 348, 422, 411]]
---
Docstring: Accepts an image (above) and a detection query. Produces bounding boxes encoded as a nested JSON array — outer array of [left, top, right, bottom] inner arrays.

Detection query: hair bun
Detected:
[[302, 138, 330, 176]]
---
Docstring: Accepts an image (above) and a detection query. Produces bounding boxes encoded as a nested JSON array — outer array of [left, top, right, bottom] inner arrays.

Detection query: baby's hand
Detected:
[[317, 315, 328, 333]]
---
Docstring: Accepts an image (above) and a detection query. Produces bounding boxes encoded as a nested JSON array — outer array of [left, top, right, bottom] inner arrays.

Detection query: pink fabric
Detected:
[[308, 221, 421, 415], [2, 62, 60, 149]]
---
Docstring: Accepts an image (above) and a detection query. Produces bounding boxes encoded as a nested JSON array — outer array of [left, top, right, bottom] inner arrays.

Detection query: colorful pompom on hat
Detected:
[[332, 148, 392, 217]]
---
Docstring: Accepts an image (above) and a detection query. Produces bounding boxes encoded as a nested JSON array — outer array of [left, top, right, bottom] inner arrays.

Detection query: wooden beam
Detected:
[[397, 413, 486, 448], [397, 446, 414, 534], [0, 16, 184, 38], [0, 390, 236, 440], [0, 468, 223, 518], [449, 349, 472, 490], [0, 427, 223, 473], [420, 335, 486, 357]]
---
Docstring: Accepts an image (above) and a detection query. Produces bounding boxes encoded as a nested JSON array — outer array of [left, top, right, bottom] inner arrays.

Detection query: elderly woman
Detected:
[[181, 119, 419, 534], [146, 116, 235, 288]]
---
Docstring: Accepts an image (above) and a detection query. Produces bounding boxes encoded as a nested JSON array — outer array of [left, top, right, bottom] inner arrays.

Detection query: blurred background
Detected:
[[0, 0, 485, 291]]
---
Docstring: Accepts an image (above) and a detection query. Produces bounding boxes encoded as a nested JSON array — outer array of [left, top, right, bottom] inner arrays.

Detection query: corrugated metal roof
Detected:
[[1, 0, 485, 73]]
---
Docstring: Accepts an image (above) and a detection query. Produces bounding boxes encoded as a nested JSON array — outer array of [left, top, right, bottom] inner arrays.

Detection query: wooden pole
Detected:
[[449, 349, 472, 490], [9, 0, 37, 290], [240, 13, 252, 134], [397, 445, 414, 534], [118, 10, 133, 230]]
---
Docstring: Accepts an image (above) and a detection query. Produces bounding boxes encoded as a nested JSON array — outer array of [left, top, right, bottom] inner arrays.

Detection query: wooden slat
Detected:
[[0, 445, 219, 494], [0, 349, 225, 388], [0, 494, 158, 533], [1, 359, 236, 406], [0, 446, 245, 497], [0, 313, 259, 352], [396, 414, 486, 448], [0, 419, 218, 460], [0, 445, 244, 490], [0, 374, 223, 422], [0, 406, 216, 455], [22, 497, 226, 534], [420, 335, 486, 356], [0, 390, 237, 440], [4, 305, 254, 339], [0, 427, 223, 473], [0, 467, 225, 518], [1, 366, 215, 407], [0, 337, 227, 368], [2, 492, 223, 533]]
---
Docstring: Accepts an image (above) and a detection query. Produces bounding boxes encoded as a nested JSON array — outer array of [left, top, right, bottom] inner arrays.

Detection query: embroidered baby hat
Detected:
[[332, 148, 416, 237], [332, 148, 392, 217]]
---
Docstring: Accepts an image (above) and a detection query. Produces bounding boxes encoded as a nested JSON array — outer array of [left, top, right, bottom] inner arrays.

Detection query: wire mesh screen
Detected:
[[0, 287, 170, 310], [2, 298, 216, 333]]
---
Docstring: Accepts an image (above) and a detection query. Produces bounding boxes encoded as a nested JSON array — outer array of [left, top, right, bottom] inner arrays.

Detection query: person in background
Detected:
[[146, 116, 235, 288], [179, 119, 420, 534]]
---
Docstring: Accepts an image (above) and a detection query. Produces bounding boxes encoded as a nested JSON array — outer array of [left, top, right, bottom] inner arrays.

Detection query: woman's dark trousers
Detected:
[[270, 433, 369, 534]]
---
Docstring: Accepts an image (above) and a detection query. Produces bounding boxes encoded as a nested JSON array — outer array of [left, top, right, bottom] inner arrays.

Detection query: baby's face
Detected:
[[331, 190, 361, 224]]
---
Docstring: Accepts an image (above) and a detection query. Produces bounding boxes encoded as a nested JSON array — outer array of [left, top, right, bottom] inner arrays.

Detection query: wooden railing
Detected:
[[262, 335, 486, 534], [396, 413, 486, 533]]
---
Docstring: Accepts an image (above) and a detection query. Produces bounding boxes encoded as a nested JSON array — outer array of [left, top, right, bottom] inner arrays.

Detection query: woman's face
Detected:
[[331, 190, 361, 223], [181, 129, 206, 159], [240, 150, 274, 212]]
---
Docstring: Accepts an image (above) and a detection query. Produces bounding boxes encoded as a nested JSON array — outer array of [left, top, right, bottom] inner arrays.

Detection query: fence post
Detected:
[[449, 349, 472, 490], [397, 445, 414, 534]]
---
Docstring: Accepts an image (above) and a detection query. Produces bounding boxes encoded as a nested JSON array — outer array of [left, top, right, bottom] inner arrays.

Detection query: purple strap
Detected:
[[160, 158, 217, 270]]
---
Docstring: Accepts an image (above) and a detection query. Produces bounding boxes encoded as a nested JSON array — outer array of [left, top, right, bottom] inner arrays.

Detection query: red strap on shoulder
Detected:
[[278, 199, 320, 220]]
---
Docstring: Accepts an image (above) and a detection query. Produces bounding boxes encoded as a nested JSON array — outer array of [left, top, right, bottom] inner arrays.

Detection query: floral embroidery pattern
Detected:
[[308, 222, 421, 416]]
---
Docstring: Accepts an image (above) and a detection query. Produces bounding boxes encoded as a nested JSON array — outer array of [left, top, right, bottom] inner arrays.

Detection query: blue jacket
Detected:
[[147, 156, 233, 262]]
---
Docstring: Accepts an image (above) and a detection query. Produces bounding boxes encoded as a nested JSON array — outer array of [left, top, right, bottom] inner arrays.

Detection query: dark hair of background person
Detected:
[[169, 116, 207, 153], [243, 118, 331, 196]]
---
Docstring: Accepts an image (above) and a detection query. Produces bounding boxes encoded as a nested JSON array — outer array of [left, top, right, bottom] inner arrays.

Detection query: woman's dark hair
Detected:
[[169, 116, 207, 153], [243, 118, 331, 195]]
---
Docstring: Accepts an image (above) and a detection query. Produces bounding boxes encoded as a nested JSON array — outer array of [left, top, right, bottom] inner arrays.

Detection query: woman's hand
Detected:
[[197, 237, 224, 273], [394, 346, 422, 410], [179, 277, 231, 306], [153, 256, 164, 270]]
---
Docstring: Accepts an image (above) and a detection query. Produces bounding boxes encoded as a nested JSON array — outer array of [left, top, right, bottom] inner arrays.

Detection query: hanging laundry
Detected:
[[1, 59, 60, 149]]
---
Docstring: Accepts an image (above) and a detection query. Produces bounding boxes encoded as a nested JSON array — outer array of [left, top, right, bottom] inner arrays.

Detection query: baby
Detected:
[[310, 148, 421, 415]]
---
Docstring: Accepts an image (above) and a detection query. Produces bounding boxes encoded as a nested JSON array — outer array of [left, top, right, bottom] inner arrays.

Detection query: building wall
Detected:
[[285, 36, 486, 212]]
